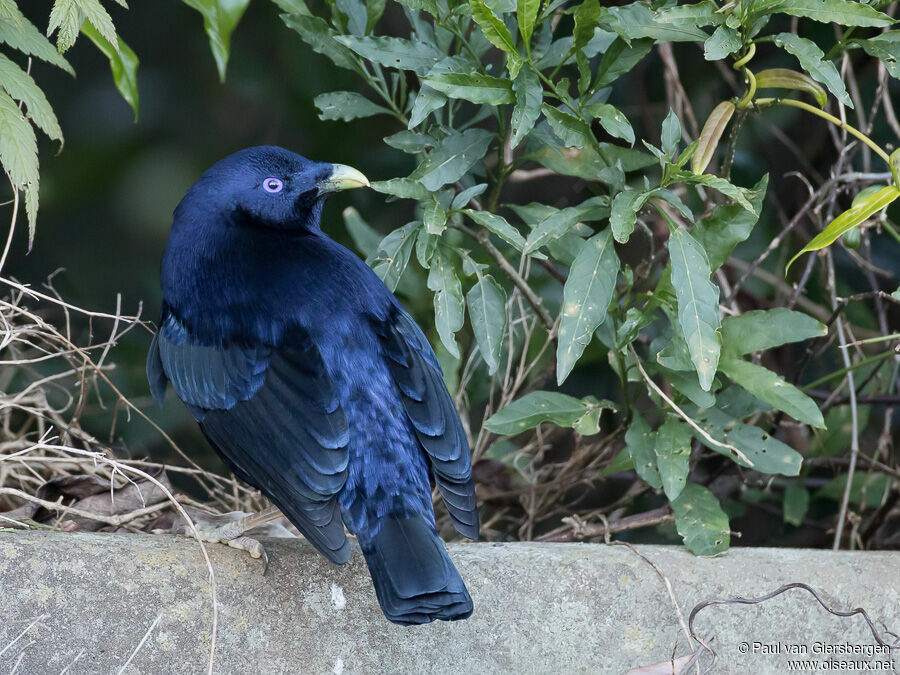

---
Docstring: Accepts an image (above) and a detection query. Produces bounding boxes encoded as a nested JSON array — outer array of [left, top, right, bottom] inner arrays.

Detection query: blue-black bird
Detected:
[[147, 146, 478, 625]]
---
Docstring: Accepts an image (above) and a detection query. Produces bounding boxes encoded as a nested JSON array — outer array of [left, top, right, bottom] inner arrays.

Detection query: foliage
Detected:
[[2, 0, 898, 554], [271, 0, 899, 554]]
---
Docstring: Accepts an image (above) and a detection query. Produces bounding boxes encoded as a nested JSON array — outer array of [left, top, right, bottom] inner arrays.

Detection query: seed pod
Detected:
[[755, 68, 827, 108], [692, 100, 735, 176]]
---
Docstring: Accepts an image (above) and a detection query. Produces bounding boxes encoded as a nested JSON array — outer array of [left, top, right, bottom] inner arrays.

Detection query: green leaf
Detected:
[[586, 103, 634, 145], [656, 1, 722, 29], [410, 129, 494, 191], [183, 0, 251, 82], [718, 356, 824, 428], [656, 364, 716, 408], [428, 247, 465, 357], [661, 109, 681, 159], [75, 0, 118, 47], [854, 32, 900, 79], [815, 472, 891, 507], [704, 25, 741, 61], [281, 13, 359, 71], [812, 406, 871, 458], [368, 222, 419, 291], [609, 189, 650, 243], [600, 447, 634, 477], [467, 275, 507, 374], [542, 104, 594, 149], [669, 227, 721, 391], [525, 127, 655, 178], [336, 0, 367, 35], [463, 209, 527, 251], [783, 484, 809, 526], [556, 229, 619, 384], [343, 206, 382, 256], [423, 72, 514, 104], [81, 22, 139, 121], [774, 33, 852, 109], [370, 178, 430, 200], [751, 0, 893, 28], [681, 172, 756, 213], [451, 183, 488, 209], [424, 199, 447, 235], [655, 417, 692, 501], [484, 391, 612, 435], [722, 308, 826, 356], [692, 175, 768, 270], [336, 35, 443, 75], [0, 90, 38, 241], [384, 130, 433, 154], [0, 2, 74, 74], [47, 0, 81, 53], [524, 205, 583, 253], [600, 3, 710, 43], [593, 37, 653, 89], [509, 66, 542, 149], [365, 0, 386, 33], [671, 483, 730, 556], [625, 413, 662, 489], [786, 186, 900, 273], [470, 0, 518, 54], [573, 0, 602, 52], [517, 0, 539, 49], [314, 91, 390, 121], [415, 229, 438, 268], [696, 407, 803, 475], [408, 86, 446, 128], [0, 54, 62, 140]]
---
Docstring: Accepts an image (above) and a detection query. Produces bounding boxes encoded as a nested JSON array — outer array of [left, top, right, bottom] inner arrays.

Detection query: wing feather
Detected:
[[373, 308, 479, 539], [148, 315, 351, 563]]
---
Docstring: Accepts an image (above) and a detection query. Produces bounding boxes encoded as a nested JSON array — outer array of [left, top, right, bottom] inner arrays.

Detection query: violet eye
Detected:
[[263, 177, 283, 194]]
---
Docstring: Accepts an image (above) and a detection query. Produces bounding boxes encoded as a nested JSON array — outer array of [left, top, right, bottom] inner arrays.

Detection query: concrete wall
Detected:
[[1, 532, 897, 673]]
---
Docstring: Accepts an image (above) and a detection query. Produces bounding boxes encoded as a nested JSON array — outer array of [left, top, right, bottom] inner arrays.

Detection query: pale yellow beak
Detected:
[[319, 164, 370, 193]]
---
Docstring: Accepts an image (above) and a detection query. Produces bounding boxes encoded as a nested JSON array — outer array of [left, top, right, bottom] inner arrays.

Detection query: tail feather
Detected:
[[361, 515, 473, 626]]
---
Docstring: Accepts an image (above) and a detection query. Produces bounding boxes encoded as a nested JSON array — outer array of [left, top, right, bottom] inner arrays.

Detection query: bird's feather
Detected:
[[373, 307, 479, 539], [149, 313, 352, 563]]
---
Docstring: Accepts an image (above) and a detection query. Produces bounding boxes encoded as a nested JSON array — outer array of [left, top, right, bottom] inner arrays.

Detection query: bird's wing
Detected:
[[148, 315, 352, 563], [373, 307, 479, 539]]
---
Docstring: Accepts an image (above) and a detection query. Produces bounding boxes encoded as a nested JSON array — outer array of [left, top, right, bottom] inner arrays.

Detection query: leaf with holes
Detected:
[[625, 412, 662, 489], [671, 483, 730, 555], [718, 356, 824, 428], [669, 227, 721, 391], [655, 417, 692, 501], [556, 229, 619, 384]]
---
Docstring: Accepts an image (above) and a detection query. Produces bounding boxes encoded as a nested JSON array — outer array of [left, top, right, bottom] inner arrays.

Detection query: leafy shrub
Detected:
[[276, 0, 899, 553], [2, 0, 897, 553]]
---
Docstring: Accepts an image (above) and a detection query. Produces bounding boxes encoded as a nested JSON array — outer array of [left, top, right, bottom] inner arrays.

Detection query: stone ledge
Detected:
[[1, 532, 897, 673]]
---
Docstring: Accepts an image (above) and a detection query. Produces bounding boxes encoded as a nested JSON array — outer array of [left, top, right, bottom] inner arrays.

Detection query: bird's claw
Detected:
[[178, 522, 269, 574]]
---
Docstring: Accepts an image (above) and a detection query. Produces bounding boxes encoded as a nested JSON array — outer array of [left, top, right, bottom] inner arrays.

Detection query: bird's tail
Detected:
[[360, 515, 473, 625]]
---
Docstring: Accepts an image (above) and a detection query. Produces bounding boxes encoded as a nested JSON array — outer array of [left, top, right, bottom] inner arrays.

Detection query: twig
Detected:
[[629, 346, 753, 467], [118, 612, 164, 674]]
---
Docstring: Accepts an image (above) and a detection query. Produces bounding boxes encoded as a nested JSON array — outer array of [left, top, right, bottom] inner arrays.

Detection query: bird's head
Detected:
[[178, 146, 369, 231]]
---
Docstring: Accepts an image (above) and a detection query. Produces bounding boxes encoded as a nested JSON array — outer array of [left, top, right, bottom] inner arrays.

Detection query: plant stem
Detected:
[[755, 97, 893, 168]]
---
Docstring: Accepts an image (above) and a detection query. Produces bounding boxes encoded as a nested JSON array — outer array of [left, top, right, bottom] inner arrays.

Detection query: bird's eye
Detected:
[[263, 177, 284, 194]]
